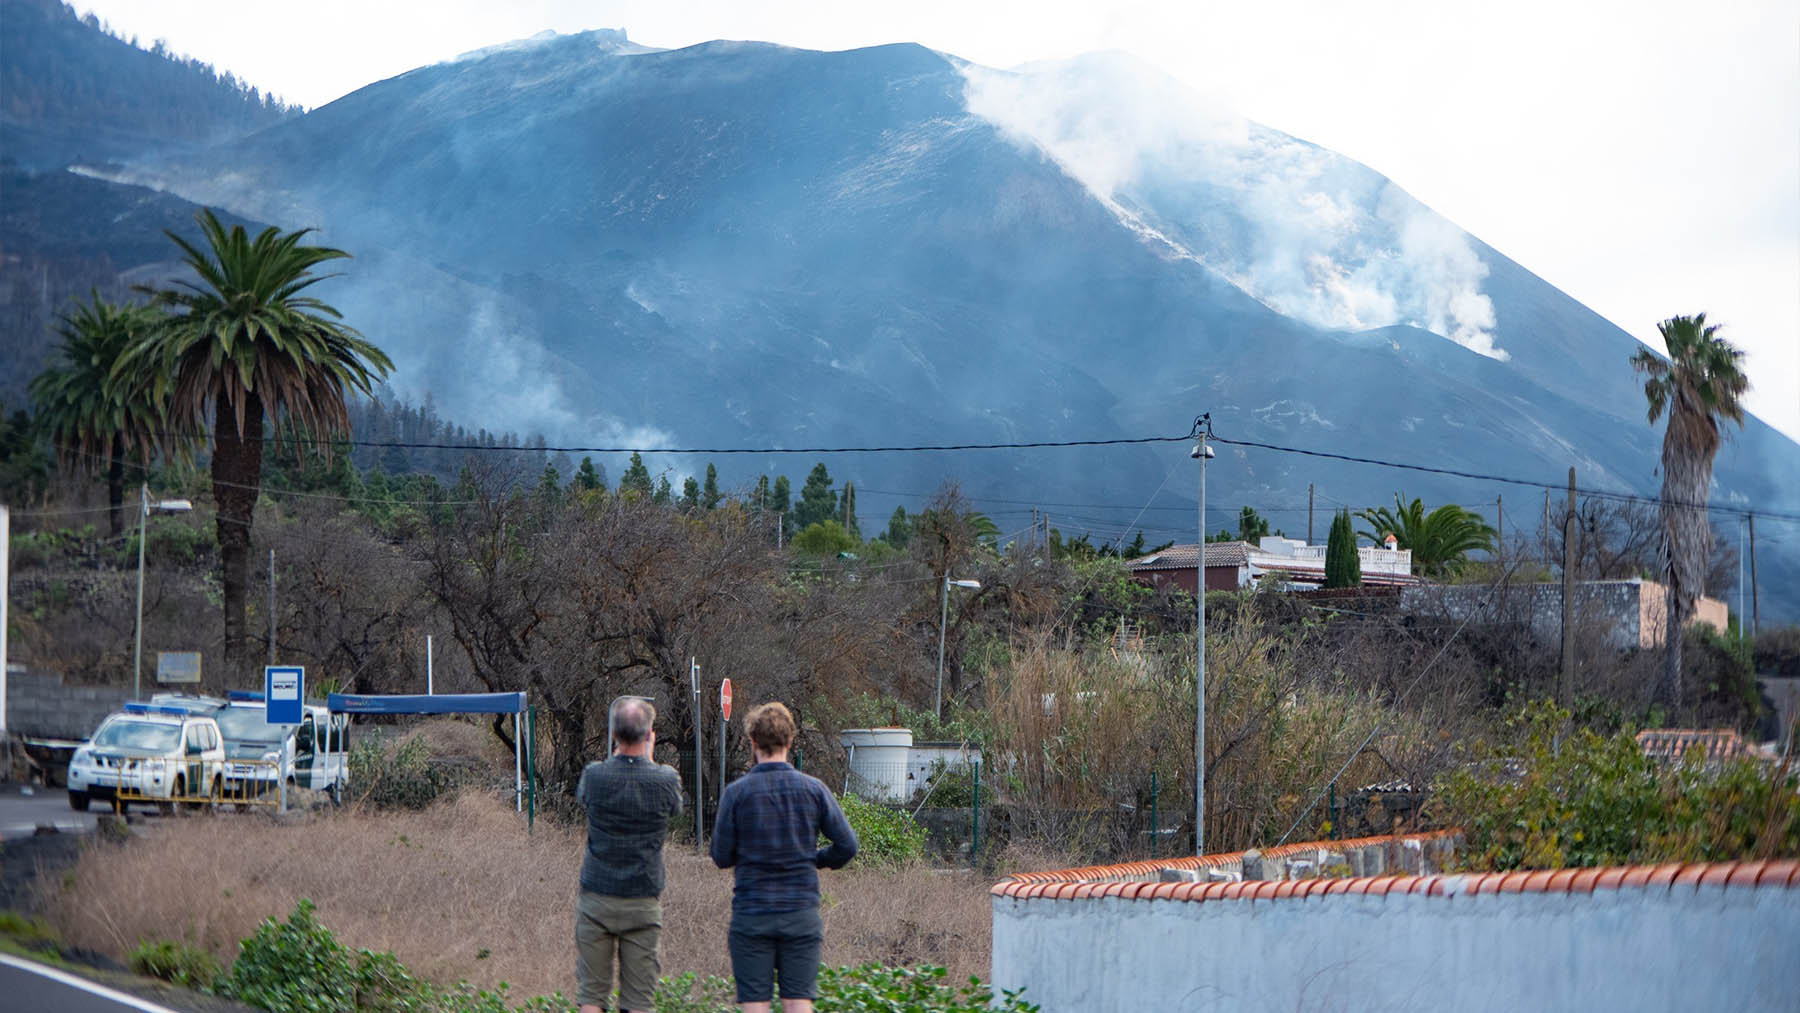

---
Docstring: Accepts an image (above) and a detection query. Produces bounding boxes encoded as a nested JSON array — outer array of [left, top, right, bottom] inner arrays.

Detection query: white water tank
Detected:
[[839, 727, 913, 802]]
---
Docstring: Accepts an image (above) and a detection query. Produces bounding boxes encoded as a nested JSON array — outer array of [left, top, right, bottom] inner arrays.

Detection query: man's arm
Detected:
[[814, 786, 858, 869], [709, 784, 737, 869], [658, 765, 684, 819]]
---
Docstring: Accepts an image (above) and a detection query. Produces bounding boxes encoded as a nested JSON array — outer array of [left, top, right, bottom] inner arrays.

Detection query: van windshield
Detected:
[[92, 720, 181, 752], [214, 705, 286, 744]]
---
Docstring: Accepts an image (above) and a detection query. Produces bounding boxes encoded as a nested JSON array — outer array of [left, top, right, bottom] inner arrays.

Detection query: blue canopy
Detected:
[[327, 692, 527, 715]]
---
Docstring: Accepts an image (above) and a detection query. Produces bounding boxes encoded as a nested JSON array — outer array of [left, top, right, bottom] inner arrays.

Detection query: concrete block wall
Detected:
[[993, 849, 1800, 1013], [992, 854, 1800, 1011], [5, 667, 128, 740]]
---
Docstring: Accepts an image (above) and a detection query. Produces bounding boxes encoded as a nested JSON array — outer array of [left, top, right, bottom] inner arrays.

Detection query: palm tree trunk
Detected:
[[1661, 406, 1718, 707], [106, 442, 125, 539], [213, 395, 264, 682]]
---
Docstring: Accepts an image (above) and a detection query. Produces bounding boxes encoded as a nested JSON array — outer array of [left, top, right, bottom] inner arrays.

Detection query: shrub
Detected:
[[216, 898, 359, 1012], [128, 938, 222, 990], [653, 971, 736, 1013], [838, 793, 926, 866], [349, 729, 457, 809], [817, 963, 1039, 1012], [0, 910, 62, 954], [1435, 701, 1800, 871]]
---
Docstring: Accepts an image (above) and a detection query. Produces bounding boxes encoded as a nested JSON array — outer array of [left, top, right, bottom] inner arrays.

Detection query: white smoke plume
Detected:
[[960, 53, 1507, 360]]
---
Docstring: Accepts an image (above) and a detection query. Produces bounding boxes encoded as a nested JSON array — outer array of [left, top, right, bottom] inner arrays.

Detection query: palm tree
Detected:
[[1356, 494, 1496, 579], [29, 292, 166, 536], [120, 209, 392, 680], [1631, 313, 1748, 703]]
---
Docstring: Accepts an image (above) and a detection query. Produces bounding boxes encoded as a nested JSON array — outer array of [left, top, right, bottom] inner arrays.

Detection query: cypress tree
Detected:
[[1324, 509, 1362, 588]]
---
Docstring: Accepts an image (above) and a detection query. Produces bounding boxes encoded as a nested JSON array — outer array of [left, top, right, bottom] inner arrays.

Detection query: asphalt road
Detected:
[[0, 782, 99, 840], [0, 954, 188, 1013]]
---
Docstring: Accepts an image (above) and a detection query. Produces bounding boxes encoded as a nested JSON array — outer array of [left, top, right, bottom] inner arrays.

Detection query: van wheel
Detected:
[[207, 776, 223, 811], [68, 790, 89, 812], [162, 777, 181, 815]]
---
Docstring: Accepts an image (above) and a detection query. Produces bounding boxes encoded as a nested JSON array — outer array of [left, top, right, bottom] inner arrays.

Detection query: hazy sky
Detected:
[[75, 0, 1800, 442]]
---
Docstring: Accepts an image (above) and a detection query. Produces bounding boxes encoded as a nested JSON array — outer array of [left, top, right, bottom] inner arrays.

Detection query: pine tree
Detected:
[[795, 463, 836, 529], [1324, 509, 1362, 588], [885, 506, 912, 547], [701, 463, 722, 510], [574, 456, 604, 492], [620, 452, 653, 499], [681, 476, 700, 510], [653, 475, 672, 505]]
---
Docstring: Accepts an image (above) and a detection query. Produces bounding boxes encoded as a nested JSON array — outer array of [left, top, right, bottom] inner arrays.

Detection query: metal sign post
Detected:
[[718, 677, 732, 822], [266, 666, 304, 812], [691, 658, 703, 853]]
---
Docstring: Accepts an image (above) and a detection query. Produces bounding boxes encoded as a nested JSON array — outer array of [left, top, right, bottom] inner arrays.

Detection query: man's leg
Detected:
[[574, 892, 620, 1013], [612, 897, 663, 1013], [771, 906, 824, 1013], [729, 911, 778, 1013]]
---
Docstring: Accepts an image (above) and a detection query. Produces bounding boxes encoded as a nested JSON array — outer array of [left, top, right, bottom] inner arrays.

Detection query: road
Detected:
[[0, 954, 189, 1013], [0, 782, 99, 840]]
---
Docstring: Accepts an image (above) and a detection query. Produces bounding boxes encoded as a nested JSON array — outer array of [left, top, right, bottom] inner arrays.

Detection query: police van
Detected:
[[211, 691, 350, 800], [66, 702, 227, 811]]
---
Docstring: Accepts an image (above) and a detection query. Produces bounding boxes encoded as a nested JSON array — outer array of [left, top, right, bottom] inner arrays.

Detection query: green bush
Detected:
[[837, 793, 926, 866], [217, 899, 565, 1013], [0, 910, 62, 953], [913, 759, 978, 809], [653, 971, 736, 1013], [348, 729, 457, 809], [1435, 701, 1800, 871], [128, 938, 222, 990], [817, 963, 1039, 1012]]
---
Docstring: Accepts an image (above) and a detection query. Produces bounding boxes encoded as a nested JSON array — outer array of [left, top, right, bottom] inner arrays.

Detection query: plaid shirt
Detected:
[[576, 754, 683, 898], [710, 761, 858, 915]]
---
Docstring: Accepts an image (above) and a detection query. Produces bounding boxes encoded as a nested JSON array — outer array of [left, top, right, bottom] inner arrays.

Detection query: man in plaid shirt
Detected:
[[711, 701, 858, 1012], [574, 697, 683, 1013]]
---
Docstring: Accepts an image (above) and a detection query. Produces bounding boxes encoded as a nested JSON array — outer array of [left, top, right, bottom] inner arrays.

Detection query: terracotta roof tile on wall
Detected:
[[1635, 728, 1772, 763], [992, 830, 1800, 905]]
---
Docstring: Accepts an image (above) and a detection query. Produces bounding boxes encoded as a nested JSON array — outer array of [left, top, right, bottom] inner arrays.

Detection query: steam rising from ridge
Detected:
[[960, 53, 1505, 359]]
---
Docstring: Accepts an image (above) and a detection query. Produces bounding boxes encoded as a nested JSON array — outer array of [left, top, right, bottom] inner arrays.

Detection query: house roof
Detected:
[[1129, 542, 1249, 571], [1635, 728, 1773, 764]]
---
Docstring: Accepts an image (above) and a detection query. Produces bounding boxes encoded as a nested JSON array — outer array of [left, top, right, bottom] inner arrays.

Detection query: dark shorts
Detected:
[[728, 906, 824, 1002]]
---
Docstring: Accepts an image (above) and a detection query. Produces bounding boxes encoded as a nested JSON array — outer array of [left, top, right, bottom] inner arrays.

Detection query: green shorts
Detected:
[[575, 892, 662, 1010]]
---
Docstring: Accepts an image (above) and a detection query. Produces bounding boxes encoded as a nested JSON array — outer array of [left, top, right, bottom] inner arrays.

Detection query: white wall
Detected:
[[992, 877, 1799, 1011]]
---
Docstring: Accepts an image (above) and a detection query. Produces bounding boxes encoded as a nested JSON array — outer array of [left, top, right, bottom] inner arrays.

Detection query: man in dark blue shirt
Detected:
[[711, 701, 857, 1013], [575, 697, 683, 1013]]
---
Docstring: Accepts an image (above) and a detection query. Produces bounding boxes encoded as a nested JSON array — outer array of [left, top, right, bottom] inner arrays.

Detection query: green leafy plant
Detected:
[[348, 728, 456, 809], [653, 971, 737, 1013], [816, 963, 1039, 1012], [838, 793, 926, 866], [128, 938, 222, 990], [1435, 701, 1800, 870]]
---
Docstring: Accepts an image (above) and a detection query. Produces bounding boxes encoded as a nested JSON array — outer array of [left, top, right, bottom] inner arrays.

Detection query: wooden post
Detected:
[[1307, 483, 1315, 544], [1749, 513, 1759, 635], [1559, 468, 1577, 706]]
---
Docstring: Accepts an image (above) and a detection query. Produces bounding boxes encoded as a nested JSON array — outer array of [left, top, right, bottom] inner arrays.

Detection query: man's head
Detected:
[[610, 696, 656, 751], [745, 701, 796, 758]]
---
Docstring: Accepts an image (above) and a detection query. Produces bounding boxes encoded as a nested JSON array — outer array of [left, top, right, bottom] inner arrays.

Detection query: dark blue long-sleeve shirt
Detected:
[[711, 761, 858, 915]]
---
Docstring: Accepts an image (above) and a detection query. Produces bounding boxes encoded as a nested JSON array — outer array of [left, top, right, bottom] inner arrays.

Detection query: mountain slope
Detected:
[[14, 26, 1799, 618]]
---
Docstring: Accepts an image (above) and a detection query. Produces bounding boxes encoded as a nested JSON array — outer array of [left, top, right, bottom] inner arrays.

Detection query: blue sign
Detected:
[[264, 666, 305, 725]]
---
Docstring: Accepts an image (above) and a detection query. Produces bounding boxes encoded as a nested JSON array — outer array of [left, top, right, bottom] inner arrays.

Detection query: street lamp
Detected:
[[936, 576, 981, 720], [134, 484, 192, 700], [1192, 416, 1214, 856]]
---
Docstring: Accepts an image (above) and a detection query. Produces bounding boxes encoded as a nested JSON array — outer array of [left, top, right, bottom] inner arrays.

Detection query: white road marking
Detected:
[[0, 953, 187, 1013]]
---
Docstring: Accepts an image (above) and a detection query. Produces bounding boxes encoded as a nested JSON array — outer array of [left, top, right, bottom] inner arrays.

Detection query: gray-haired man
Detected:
[[575, 697, 683, 1013]]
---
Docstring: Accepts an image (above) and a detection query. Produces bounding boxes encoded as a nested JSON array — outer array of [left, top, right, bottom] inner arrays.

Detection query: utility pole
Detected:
[[1496, 495, 1503, 560], [1559, 468, 1577, 706], [1749, 513, 1760, 635], [1542, 489, 1551, 566], [1307, 484, 1315, 544], [268, 549, 277, 666], [1191, 415, 1214, 856]]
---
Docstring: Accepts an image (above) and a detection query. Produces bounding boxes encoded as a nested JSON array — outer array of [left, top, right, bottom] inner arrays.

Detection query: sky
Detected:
[[74, 0, 1800, 443]]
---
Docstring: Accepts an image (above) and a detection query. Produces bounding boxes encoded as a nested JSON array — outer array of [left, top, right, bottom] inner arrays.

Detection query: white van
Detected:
[[211, 692, 350, 800]]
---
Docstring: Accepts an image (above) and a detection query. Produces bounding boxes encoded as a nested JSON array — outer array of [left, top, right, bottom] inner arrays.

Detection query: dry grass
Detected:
[[37, 790, 996, 1000]]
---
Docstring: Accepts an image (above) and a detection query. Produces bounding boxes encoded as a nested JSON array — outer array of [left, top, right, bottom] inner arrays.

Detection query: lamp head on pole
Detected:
[[1190, 441, 1214, 460], [947, 579, 981, 590]]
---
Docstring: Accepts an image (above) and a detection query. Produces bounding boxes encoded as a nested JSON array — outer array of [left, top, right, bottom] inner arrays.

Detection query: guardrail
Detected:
[[113, 759, 286, 810]]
